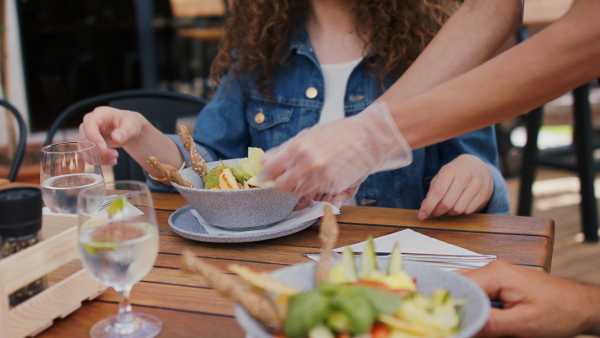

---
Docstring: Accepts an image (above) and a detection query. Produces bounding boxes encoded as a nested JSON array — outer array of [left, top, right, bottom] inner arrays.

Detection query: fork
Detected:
[[349, 251, 497, 262], [326, 251, 492, 269], [305, 250, 497, 262]]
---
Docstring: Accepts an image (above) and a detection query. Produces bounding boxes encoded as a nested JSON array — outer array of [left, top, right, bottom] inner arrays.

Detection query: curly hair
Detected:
[[210, 0, 458, 93]]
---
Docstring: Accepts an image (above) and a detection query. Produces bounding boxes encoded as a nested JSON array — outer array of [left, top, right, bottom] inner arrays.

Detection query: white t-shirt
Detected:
[[318, 58, 363, 125], [318, 57, 362, 205]]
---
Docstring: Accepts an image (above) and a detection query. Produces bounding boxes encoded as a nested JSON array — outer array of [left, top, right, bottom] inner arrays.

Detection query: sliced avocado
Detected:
[[433, 289, 451, 305], [307, 324, 335, 338], [203, 164, 222, 189], [325, 311, 351, 333], [342, 247, 359, 282], [387, 242, 402, 274], [359, 235, 377, 278], [336, 293, 375, 335], [204, 162, 252, 189]]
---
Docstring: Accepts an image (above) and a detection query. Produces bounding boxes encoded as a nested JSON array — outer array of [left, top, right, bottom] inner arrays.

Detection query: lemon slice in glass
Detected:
[[107, 196, 128, 217], [82, 241, 118, 255]]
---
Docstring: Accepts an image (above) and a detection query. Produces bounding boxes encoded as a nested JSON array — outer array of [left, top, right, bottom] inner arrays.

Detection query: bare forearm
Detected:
[[582, 283, 600, 335], [378, 0, 522, 102], [389, 0, 600, 150], [123, 121, 184, 179]]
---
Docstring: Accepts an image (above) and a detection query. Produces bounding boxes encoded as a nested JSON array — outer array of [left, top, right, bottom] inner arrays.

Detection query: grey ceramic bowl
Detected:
[[235, 258, 490, 338], [171, 159, 300, 230]]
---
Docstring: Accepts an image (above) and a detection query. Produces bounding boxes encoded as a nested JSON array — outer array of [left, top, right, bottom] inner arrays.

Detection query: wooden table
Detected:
[[39, 193, 554, 337]]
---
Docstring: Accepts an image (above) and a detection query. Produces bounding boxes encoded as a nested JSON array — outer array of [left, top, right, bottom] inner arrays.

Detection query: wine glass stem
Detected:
[[116, 287, 134, 324]]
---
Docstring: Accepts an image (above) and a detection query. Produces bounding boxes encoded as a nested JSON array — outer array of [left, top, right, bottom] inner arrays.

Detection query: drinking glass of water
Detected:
[[41, 141, 105, 214], [77, 181, 162, 338]]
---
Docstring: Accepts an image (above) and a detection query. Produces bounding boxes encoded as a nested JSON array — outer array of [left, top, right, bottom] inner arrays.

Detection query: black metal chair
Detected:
[[44, 89, 207, 181], [515, 27, 599, 242], [1, 100, 27, 182]]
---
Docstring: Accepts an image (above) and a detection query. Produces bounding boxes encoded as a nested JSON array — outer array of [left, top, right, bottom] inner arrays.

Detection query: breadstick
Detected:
[[178, 125, 207, 178], [147, 156, 196, 188], [315, 204, 339, 284], [182, 252, 282, 331]]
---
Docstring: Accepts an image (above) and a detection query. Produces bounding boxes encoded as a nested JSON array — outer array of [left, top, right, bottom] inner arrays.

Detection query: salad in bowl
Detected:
[[182, 206, 489, 338]]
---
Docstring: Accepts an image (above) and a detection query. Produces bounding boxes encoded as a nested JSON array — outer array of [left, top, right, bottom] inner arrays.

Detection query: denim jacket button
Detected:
[[305, 87, 318, 99], [254, 110, 265, 124]]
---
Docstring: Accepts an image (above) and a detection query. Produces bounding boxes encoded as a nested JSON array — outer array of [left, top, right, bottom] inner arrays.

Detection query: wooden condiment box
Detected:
[[0, 212, 107, 337]]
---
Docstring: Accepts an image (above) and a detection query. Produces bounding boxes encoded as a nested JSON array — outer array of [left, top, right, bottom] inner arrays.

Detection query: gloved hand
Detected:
[[293, 185, 361, 211], [259, 102, 412, 196]]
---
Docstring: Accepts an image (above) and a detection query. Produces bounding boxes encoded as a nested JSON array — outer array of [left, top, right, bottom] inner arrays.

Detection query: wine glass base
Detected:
[[90, 313, 162, 338]]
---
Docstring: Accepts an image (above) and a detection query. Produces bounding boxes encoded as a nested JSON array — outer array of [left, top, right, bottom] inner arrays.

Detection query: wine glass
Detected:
[[40, 141, 105, 214], [77, 181, 162, 338]]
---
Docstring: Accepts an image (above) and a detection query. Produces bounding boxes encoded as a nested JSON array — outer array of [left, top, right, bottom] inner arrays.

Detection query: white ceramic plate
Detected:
[[235, 258, 490, 338], [168, 205, 317, 243]]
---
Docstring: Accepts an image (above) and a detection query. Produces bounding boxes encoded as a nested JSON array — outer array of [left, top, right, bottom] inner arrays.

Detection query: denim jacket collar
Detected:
[[284, 26, 320, 68]]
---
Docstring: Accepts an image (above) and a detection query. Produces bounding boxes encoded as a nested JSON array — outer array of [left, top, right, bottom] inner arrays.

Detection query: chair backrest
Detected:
[[0, 101, 28, 182], [170, 0, 227, 18], [44, 89, 207, 181]]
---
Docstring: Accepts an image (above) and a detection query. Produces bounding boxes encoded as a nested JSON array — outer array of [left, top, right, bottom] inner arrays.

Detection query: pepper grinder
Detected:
[[0, 187, 48, 307]]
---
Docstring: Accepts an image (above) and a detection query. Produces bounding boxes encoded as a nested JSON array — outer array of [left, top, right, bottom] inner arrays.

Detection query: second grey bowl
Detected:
[[235, 258, 490, 338], [172, 159, 300, 230]]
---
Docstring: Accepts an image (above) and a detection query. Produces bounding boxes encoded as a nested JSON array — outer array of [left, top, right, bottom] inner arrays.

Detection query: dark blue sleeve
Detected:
[[191, 72, 250, 161]]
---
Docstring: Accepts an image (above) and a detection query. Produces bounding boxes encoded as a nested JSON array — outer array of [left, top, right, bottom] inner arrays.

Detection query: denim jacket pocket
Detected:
[[246, 99, 296, 148]]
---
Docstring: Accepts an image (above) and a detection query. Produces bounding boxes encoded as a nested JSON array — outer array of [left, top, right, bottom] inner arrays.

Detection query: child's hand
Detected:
[[79, 107, 148, 165], [418, 154, 493, 220]]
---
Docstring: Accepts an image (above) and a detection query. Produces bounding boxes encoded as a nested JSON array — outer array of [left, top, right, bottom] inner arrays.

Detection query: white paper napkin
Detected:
[[190, 201, 340, 236], [336, 229, 480, 256], [306, 229, 487, 271]]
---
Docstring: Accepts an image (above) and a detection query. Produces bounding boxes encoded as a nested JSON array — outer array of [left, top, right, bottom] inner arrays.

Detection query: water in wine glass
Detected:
[[77, 181, 162, 337], [41, 141, 105, 214], [78, 222, 158, 290], [41, 172, 105, 214]]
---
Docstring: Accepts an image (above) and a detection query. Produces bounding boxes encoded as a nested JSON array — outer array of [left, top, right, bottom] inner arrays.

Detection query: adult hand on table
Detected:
[[462, 260, 600, 338], [259, 102, 412, 196], [418, 154, 493, 220], [79, 107, 148, 166]]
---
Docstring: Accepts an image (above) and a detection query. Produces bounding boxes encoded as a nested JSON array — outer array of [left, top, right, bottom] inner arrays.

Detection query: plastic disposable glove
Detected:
[[293, 185, 361, 211], [419, 154, 494, 220], [259, 102, 412, 196]]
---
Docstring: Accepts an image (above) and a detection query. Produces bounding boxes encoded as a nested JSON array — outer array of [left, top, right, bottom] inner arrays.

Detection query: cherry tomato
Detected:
[[371, 323, 390, 338]]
